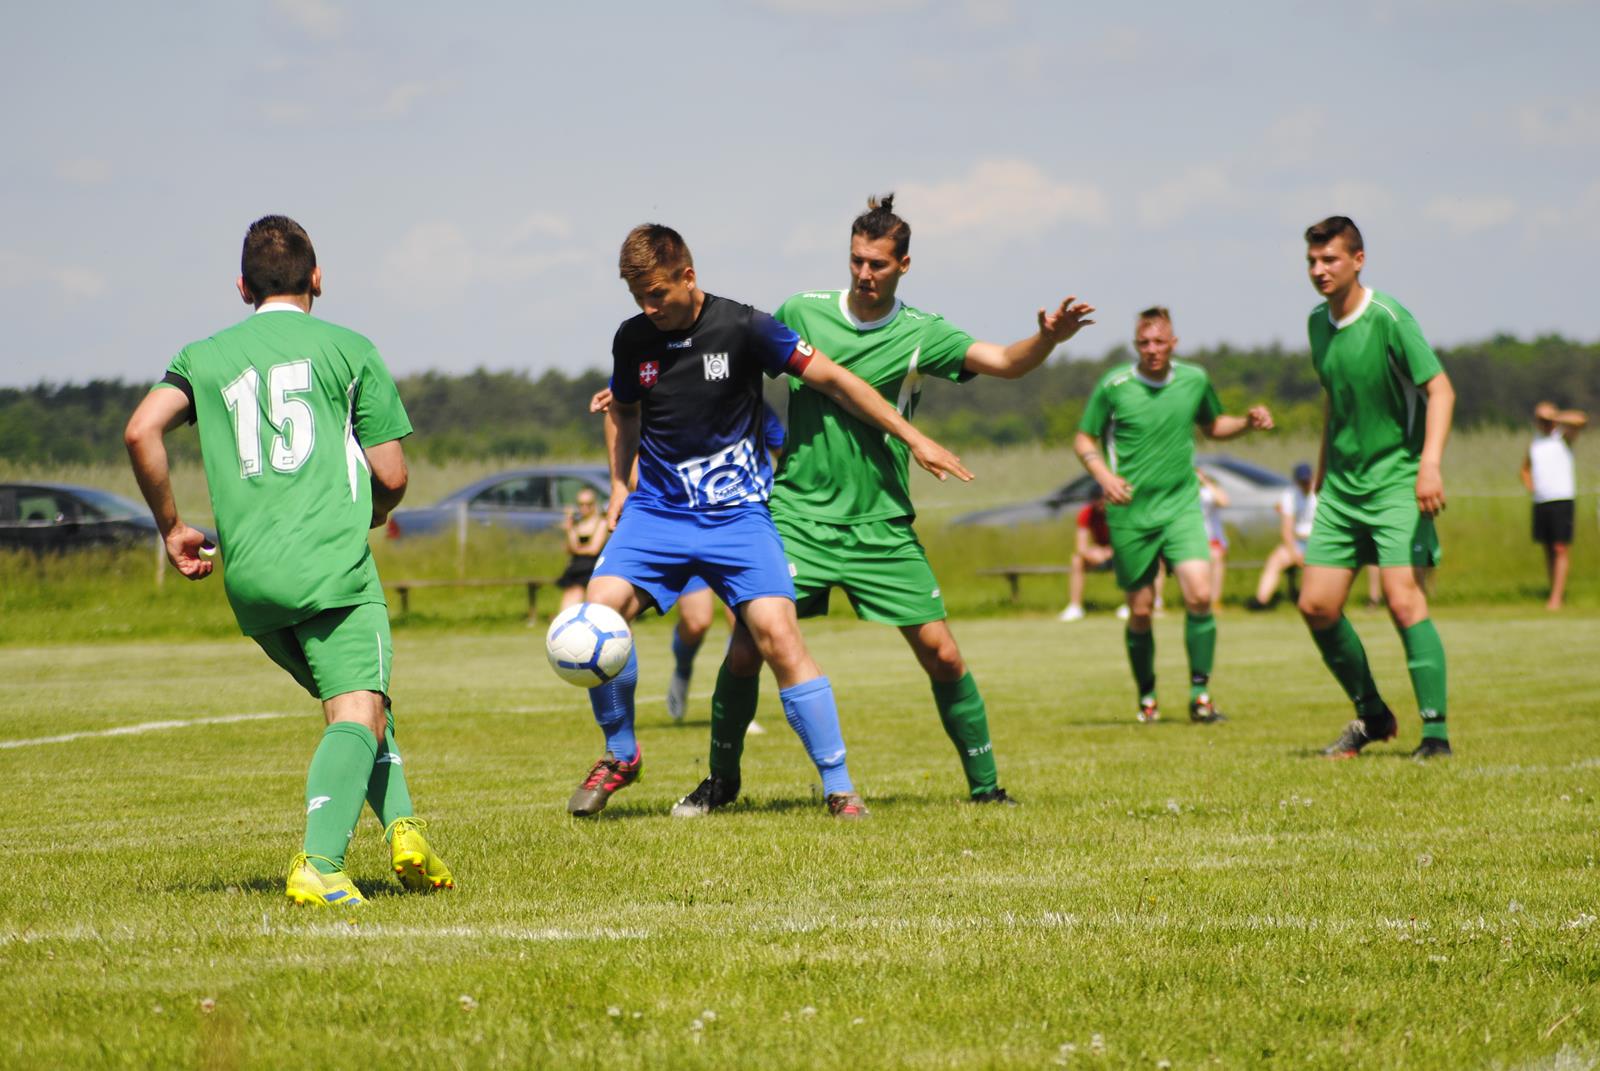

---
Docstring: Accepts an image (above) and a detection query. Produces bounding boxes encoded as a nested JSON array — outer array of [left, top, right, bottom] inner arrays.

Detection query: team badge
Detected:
[[639, 360, 660, 387], [702, 352, 729, 381]]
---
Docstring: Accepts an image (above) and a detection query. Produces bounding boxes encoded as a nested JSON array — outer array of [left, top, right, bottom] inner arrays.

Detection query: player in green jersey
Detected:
[[670, 195, 1094, 817], [124, 215, 453, 905], [1075, 307, 1274, 724], [1295, 216, 1456, 760]]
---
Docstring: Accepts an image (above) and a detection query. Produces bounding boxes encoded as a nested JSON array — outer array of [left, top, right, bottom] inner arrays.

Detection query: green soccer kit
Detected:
[[1305, 288, 1444, 569], [1079, 361, 1222, 590]]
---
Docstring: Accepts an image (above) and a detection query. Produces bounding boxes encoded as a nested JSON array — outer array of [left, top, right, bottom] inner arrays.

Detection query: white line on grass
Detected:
[[0, 711, 301, 750]]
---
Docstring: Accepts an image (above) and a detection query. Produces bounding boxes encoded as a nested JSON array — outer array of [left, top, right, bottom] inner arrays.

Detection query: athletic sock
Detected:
[[931, 672, 998, 796], [588, 646, 639, 762], [1185, 612, 1216, 701], [1125, 626, 1157, 700], [1399, 618, 1449, 740], [671, 628, 701, 682], [779, 676, 853, 796], [303, 722, 378, 873], [1310, 616, 1385, 718], [709, 661, 760, 781], [366, 703, 414, 832]]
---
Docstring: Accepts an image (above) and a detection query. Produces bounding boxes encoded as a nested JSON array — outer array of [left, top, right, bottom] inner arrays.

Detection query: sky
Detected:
[[2, 0, 1596, 387]]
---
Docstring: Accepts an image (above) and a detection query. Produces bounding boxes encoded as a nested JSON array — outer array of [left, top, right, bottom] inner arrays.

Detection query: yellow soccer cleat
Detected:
[[285, 854, 366, 907], [386, 817, 455, 892]]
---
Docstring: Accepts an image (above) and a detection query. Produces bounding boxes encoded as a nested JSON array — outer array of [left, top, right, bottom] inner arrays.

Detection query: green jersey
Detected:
[[159, 306, 412, 635], [1308, 288, 1443, 501], [1079, 361, 1223, 530], [771, 291, 974, 523]]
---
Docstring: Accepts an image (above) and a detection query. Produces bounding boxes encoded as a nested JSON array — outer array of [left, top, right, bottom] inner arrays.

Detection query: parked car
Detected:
[[0, 481, 192, 554], [385, 465, 611, 539], [948, 454, 1293, 537]]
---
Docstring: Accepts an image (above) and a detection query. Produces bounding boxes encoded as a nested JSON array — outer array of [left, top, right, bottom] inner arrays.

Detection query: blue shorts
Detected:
[[594, 502, 794, 614]]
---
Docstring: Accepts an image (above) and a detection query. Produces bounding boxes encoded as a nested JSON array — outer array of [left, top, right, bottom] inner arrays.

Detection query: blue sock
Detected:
[[779, 676, 852, 795], [588, 647, 639, 761], [671, 628, 701, 681]]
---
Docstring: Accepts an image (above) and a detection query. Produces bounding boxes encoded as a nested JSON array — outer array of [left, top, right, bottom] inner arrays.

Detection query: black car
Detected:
[[0, 482, 167, 553]]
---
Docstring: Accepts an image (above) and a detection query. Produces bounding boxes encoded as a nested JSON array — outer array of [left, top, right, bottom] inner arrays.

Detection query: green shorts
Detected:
[[1109, 508, 1209, 591], [1305, 489, 1440, 569], [252, 601, 394, 701], [775, 513, 947, 626]]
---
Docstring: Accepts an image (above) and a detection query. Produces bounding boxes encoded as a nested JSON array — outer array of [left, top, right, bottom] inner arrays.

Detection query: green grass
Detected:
[[2, 609, 1597, 1068]]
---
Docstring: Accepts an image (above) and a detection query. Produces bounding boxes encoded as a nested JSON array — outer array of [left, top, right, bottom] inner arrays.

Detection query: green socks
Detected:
[[1400, 618, 1449, 740], [303, 722, 378, 874], [366, 706, 414, 833], [931, 672, 999, 796], [709, 662, 760, 781], [1185, 612, 1216, 700], [1310, 616, 1385, 718], [1125, 626, 1156, 700]]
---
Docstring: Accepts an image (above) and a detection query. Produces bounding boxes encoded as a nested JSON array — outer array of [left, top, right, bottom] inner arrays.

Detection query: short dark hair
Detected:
[[1304, 216, 1364, 254], [619, 224, 693, 284], [241, 215, 317, 299], [851, 193, 911, 258], [1136, 305, 1173, 330]]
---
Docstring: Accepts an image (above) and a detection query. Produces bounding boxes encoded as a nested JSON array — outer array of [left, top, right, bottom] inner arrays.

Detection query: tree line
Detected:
[[2, 334, 1593, 466]]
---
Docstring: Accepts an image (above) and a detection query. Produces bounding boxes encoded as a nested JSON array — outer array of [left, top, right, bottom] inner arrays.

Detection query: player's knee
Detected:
[[1297, 593, 1337, 625], [1184, 591, 1211, 615], [919, 641, 964, 681], [1127, 611, 1154, 631]]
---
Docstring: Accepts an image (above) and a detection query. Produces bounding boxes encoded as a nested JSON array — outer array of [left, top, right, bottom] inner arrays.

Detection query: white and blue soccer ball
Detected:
[[545, 602, 633, 688]]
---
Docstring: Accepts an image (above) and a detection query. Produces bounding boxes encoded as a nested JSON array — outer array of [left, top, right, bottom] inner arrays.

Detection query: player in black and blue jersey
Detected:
[[567, 224, 970, 820]]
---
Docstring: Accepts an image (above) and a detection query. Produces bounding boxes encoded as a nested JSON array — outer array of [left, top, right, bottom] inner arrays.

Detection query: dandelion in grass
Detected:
[[458, 995, 478, 1012], [199, 998, 216, 1015], [607, 1006, 621, 1018]]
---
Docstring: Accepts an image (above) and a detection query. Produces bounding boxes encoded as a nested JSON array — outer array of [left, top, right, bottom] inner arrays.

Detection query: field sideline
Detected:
[[2, 608, 1597, 1068]]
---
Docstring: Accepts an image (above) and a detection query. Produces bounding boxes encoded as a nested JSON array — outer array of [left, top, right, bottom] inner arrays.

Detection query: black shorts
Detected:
[[557, 554, 599, 589], [1532, 500, 1575, 545]]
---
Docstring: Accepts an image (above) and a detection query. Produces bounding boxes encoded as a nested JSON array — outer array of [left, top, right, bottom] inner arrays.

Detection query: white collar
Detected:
[[1134, 364, 1172, 388], [838, 290, 901, 331], [1328, 287, 1371, 329], [255, 301, 307, 314]]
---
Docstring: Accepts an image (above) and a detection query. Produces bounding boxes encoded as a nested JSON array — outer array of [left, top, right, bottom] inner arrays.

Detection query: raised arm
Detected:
[[1416, 372, 1455, 515], [124, 387, 212, 579], [604, 400, 642, 529], [960, 298, 1096, 379], [798, 353, 972, 482]]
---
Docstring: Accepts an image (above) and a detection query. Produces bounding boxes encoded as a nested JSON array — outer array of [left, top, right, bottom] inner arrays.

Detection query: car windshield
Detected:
[[69, 488, 147, 519]]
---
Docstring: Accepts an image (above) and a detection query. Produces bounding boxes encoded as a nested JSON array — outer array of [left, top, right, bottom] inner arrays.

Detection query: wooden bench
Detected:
[[386, 576, 555, 622], [979, 560, 1296, 603]]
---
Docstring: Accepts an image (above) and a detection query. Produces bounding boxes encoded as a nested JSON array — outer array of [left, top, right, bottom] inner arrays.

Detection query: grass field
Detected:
[[3, 607, 1598, 1068]]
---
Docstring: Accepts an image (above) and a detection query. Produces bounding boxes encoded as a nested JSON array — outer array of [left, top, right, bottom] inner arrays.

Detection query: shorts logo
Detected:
[[702, 352, 730, 380], [639, 361, 660, 387]]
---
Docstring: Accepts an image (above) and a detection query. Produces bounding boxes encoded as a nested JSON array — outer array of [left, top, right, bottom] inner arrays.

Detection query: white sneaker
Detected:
[[666, 672, 689, 722], [1115, 604, 1131, 621], [1057, 605, 1085, 622]]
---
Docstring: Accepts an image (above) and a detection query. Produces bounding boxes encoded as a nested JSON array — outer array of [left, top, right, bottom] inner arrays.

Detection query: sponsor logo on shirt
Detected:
[[666, 337, 693, 349], [702, 352, 730, 380], [639, 360, 660, 387], [674, 438, 765, 507]]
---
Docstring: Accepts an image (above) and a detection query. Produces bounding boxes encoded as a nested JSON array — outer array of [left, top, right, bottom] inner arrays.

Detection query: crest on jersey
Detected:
[[639, 360, 660, 387], [702, 353, 729, 381]]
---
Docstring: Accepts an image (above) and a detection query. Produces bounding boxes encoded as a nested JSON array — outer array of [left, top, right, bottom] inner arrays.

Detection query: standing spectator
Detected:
[[1059, 484, 1114, 622], [1521, 401, 1587, 610], [557, 488, 609, 610], [1198, 468, 1230, 611]]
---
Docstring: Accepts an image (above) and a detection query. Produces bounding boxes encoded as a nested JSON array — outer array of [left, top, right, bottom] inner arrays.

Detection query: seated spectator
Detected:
[[1248, 462, 1315, 609], [1059, 485, 1114, 622]]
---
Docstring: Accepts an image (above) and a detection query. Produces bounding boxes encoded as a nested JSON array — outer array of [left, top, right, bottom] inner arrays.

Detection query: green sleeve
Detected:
[[1392, 310, 1443, 385], [1195, 376, 1224, 426], [163, 347, 191, 385], [918, 316, 978, 383], [354, 347, 413, 447], [773, 295, 797, 330], [1079, 380, 1111, 438]]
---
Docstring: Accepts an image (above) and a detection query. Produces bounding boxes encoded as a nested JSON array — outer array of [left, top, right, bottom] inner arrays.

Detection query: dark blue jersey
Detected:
[[611, 294, 807, 511], [761, 402, 786, 454]]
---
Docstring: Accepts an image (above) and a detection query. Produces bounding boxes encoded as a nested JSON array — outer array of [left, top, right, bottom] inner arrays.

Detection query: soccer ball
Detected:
[[545, 602, 633, 688]]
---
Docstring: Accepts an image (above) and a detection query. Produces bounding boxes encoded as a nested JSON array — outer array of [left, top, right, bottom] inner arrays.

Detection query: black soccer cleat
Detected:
[[1410, 737, 1453, 760], [971, 787, 1020, 806], [1321, 703, 1399, 759], [670, 774, 741, 818], [1188, 693, 1228, 724]]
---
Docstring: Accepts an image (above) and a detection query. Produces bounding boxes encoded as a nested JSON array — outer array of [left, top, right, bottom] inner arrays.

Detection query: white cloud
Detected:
[[370, 79, 452, 120], [1423, 194, 1519, 235], [0, 250, 107, 299], [1517, 98, 1600, 147], [507, 213, 575, 244], [55, 158, 111, 187], [381, 223, 475, 304], [273, 0, 344, 40], [1275, 183, 1396, 227], [894, 159, 1109, 241], [1137, 164, 1235, 229], [380, 219, 594, 304]]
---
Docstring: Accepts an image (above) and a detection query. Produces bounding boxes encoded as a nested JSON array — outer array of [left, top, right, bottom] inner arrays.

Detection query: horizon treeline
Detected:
[[2, 334, 1594, 466]]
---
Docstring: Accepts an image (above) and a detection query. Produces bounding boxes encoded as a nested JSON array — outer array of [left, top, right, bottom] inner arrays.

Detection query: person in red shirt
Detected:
[[1059, 485, 1114, 622]]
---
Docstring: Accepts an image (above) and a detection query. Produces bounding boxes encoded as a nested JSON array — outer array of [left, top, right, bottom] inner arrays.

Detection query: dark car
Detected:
[[0, 482, 170, 553], [385, 465, 611, 539], [948, 453, 1293, 537]]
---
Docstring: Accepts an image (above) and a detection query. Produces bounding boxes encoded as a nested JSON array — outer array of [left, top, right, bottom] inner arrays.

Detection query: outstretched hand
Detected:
[[165, 523, 213, 580], [910, 435, 973, 483], [1038, 297, 1096, 346], [589, 388, 613, 414], [1246, 405, 1275, 431]]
